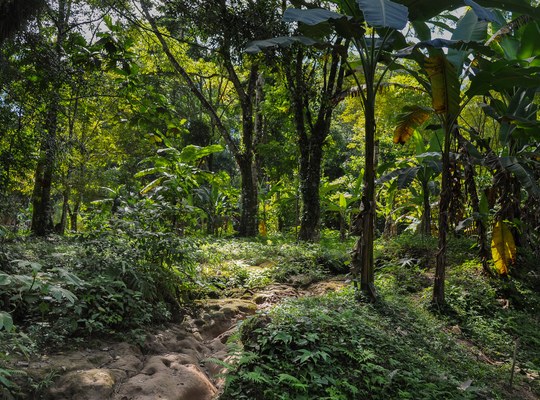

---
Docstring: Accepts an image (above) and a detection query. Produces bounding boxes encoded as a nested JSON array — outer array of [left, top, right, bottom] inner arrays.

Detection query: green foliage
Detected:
[[197, 236, 349, 294], [221, 289, 494, 399]]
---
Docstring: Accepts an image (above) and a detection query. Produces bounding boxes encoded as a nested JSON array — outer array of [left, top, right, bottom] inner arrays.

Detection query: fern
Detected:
[[243, 368, 269, 384]]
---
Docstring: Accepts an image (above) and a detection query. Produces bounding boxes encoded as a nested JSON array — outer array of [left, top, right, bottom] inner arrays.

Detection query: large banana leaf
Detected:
[[499, 156, 540, 196], [283, 8, 346, 26], [245, 36, 320, 54], [394, 0, 540, 22], [447, 9, 488, 71], [464, 0, 497, 22], [517, 21, 540, 64], [467, 64, 540, 98], [491, 220, 516, 275], [424, 54, 461, 118], [356, 0, 408, 30]]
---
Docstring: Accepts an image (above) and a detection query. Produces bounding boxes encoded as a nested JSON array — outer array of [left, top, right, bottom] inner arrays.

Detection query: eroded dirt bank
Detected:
[[18, 279, 345, 399]]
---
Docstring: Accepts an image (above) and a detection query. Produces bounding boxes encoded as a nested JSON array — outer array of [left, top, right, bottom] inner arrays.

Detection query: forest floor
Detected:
[[2, 234, 539, 399], [10, 275, 347, 399]]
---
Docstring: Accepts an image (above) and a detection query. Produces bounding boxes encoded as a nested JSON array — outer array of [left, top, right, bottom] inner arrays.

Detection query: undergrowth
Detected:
[[220, 234, 540, 400]]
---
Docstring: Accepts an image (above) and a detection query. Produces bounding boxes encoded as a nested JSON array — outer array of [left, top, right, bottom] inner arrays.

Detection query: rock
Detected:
[[49, 368, 126, 400], [114, 355, 217, 400], [305, 279, 346, 296], [251, 284, 299, 307], [108, 355, 143, 378]]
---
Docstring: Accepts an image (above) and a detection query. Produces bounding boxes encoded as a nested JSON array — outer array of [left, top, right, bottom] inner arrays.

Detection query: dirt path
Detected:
[[19, 279, 346, 399]]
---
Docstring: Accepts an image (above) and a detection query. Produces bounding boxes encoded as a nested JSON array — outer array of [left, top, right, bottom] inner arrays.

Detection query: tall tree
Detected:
[[284, 40, 348, 242], [136, 0, 284, 236]]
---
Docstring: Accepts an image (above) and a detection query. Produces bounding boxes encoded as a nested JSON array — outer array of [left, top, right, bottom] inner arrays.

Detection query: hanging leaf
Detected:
[[499, 156, 540, 196], [356, 0, 409, 30], [397, 166, 420, 189], [491, 220, 516, 275], [424, 54, 460, 117], [245, 36, 320, 54], [393, 105, 431, 144]]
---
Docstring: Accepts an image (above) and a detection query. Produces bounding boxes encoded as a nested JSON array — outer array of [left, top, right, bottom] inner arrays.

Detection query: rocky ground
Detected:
[[16, 279, 346, 400]]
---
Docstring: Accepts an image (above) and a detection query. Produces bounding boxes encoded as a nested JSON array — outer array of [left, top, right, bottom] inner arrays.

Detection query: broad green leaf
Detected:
[[283, 8, 346, 26], [339, 193, 347, 209], [411, 21, 430, 41], [49, 287, 78, 304], [499, 156, 540, 196], [394, 0, 540, 22], [377, 167, 408, 185], [393, 105, 431, 144], [245, 36, 319, 53], [517, 22, 540, 64], [0, 273, 11, 286], [179, 144, 224, 163], [395, 39, 494, 59], [447, 9, 488, 71], [464, 0, 497, 22], [424, 54, 460, 118], [356, 0, 408, 30], [140, 176, 167, 195], [491, 220, 516, 275], [0, 311, 13, 332], [479, 192, 489, 216], [397, 166, 420, 189]]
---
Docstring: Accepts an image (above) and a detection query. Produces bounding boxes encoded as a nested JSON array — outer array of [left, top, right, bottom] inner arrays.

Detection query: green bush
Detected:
[[221, 289, 492, 400]]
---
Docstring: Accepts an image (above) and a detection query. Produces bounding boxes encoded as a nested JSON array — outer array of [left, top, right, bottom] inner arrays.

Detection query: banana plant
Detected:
[[247, 0, 409, 299], [472, 14, 540, 275], [392, 4, 501, 304], [135, 137, 224, 231], [379, 132, 442, 237], [321, 174, 363, 241]]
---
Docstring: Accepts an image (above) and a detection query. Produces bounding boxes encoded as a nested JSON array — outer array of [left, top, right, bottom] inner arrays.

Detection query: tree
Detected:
[[136, 0, 284, 237], [0, 0, 45, 42], [284, 40, 348, 242]]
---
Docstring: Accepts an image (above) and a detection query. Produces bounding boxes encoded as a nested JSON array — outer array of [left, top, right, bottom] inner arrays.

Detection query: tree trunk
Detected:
[[298, 135, 323, 242], [350, 103, 377, 300], [238, 157, 258, 237], [360, 108, 377, 299], [460, 136, 492, 276], [433, 122, 452, 306], [420, 180, 431, 236], [56, 187, 70, 234], [70, 197, 80, 232], [31, 108, 57, 236]]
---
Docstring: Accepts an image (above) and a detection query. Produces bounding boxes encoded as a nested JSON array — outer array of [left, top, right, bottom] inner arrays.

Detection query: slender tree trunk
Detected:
[[361, 106, 376, 298], [298, 135, 323, 241], [31, 105, 58, 236], [350, 101, 377, 299], [433, 122, 452, 306], [57, 187, 69, 234], [460, 135, 492, 276], [238, 156, 258, 237], [70, 197, 80, 232], [141, 2, 260, 236], [289, 40, 346, 242], [420, 180, 431, 236]]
